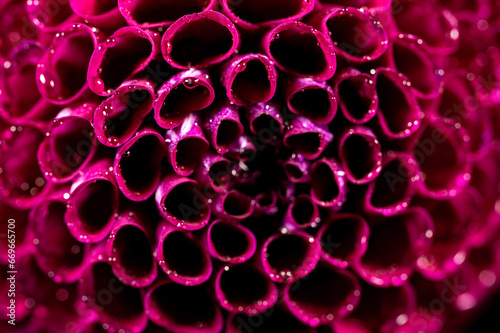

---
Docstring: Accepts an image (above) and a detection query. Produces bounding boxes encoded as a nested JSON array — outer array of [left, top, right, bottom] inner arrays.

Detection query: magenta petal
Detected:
[[65, 158, 119, 243], [0, 199, 30, 264], [203, 103, 244, 154], [79, 259, 148, 333], [333, 68, 378, 124], [246, 102, 284, 136], [261, 231, 320, 283], [283, 116, 333, 160], [194, 152, 232, 193], [254, 190, 279, 216], [165, 113, 210, 176], [94, 78, 155, 147], [263, 21, 336, 80], [284, 261, 361, 327], [69, 0, 126, 30], [318, 0, 391, 13], [26, 0, 77, 32], [105, 211, 157, 287], [310, 157, 347, 208], [155, 222, 212, 285], [145, 280, 223, 333], [161, 10, 240, 69], [374, 67, 422, 139], [283, 154, 310, 183], [205, 219, 256, 264], [37, 23, 103, 104], [215, 263, 278, 315], [283, 194, 319, 229], [221, 53, 277, 105], [88, 26, 159, 96], [113, 127, 165, 201], [317, 213, 369, 269], [212, 189, 254, 220], [309, 6, 388, 63], [155, 174, 211, 230], [284, 77, 337, 124], [338, 126, 383, 184], [220, 0, 314, 30], [154, 69, 215, 129]]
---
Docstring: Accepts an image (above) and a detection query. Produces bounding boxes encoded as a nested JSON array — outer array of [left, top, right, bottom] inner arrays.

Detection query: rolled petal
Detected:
[[318, 0, 391, 12], [254, 190, 279, 216], [284, 77, 337, 124], [94, 78, 155, 147], [215, 263, 278, 314], [0, 122, 48, 208], [374, 67, 422, 139], [220, 0, 314, 30], [263, 21, 336, 80], [106, 211, 157, 287], [69, 0, 126, 30], [338, 126, 383, 184], [309, 6, 388, 63], [118, 0, 217, 28], [283, 116, 333, 160], [364, 152, 419, 215], [354, 207, 434, 287], [154, 69, 215, 129], [221, 53, 277, 105], [161, 10, 240, 69], [310, 157, 347, 208], [205, 219, 256, 264], [0, 1, 41, 57], [203, 103, 244, 154], [155, 222, 212, 285], [284, 261, 361, 327], [113, 127, 166, 201], [145, 281, 223, 333], [88, 26, 159, 96], [212, 189, 254, 220], [261, 231, 320, 283], [29, 194, 88, 283], [165, 113, 209, 176], [226, 135, 258, 163], [283, 194, 319, 229], [155, 174, 211, 230], [26, 0, 77, 32], [193, 152, 232, 193], [80, 260, 148, 333], [390, 34, 444, 99], [246, 102, 284, 136], [37, 104, 97, 183], [411, 115, 470, 198], [317, 213, 369, 268], [283, 154, 310, 183], [37, 23, 103, 104], [65, 159, 119, 243], [333, 68, 378, 124]]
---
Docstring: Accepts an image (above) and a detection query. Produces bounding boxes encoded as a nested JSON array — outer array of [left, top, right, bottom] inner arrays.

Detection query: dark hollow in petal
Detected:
[[229, 0, 304, 23], [90, 262, 144, 318], [266, 234, 309, 272], [284, 133, 320, 157], [164, 182, 209, 223], [160, 84, 212, 123], [370, 159, 410, 208], [32, 201, 84, 269], [73, 180, 116, 233], [320, 216, 365, 260], [337, 76, 374, 122], [291, 196, 315, 226], [210, 222, 249, 258], [284, 164, 304, 182], [126, 0, 206, 25], [169, 18, 233, 67], [376, 73, 415, 135], [269, 29, 327, 76], [217, 120, 242, 151], [230, 308, 313, 333], [209, 161, 231, 189], [223, 191, 252, 217], [231, 60, 271, 104], [219, 265, 270, 305], [114, 225, 154, 277], [119, 135, 163, 193], [162, 231, 208, 277], [311, 162, 340, 203], [149, 283, 216, 327], [341, 134, 378, 180], [251, 114, 282, 134], [289, 88, 331, 122], [100, 36, 152, 91], [72, 0, 116, 16], [175, 138, 209, 173], [256, 192, 274, 208]]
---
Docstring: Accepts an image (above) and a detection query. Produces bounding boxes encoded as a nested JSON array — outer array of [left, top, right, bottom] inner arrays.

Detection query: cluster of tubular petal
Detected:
[[1, 0, 500, 333]]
